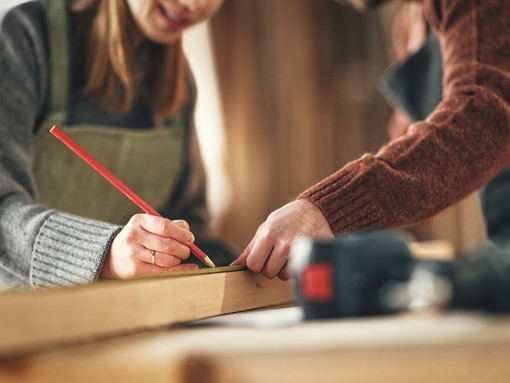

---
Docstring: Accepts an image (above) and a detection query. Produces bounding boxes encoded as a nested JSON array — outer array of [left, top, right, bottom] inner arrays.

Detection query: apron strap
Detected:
[[44, 0, 70, 124]]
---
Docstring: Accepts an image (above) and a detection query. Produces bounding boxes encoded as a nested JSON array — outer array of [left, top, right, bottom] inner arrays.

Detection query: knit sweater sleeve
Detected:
[[299, 0, 510, 234], [0, 3, 120, 289]]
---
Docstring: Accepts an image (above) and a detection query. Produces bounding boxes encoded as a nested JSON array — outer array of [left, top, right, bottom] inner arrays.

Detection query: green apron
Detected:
[[33, 0, 186, 225]]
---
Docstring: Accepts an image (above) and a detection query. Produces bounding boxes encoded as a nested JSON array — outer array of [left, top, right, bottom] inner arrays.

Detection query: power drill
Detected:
[[291, 230, 510, 319]]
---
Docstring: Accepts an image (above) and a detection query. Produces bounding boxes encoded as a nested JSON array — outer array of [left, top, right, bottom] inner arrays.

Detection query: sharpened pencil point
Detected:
[[49, 125, 213, 268], [205, 256, 216, 268]]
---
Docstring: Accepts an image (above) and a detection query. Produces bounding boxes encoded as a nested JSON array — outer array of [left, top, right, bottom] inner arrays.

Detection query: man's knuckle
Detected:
[[246, 257, 262, 272]]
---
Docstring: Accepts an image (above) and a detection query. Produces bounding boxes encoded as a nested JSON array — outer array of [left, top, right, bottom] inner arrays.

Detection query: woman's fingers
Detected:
[[102, 214, 199, 279], [173, 219, 190, 231], [137, 215, 194, 245], [138, 248, 183, 268], [130, 214, 195, 261]]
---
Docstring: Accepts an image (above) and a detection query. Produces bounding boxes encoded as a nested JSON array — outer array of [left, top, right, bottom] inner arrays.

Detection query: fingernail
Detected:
[[189, 232, 195, 243]]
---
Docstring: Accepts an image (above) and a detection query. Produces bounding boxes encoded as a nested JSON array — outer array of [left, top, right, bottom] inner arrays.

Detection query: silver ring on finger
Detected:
[[151, 249, 156, 266]]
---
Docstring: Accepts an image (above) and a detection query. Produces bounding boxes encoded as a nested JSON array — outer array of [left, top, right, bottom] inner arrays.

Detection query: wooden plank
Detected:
[[0, 267, 294, 356], [181, 345, 510, 383], [2, 309, 510, 383]]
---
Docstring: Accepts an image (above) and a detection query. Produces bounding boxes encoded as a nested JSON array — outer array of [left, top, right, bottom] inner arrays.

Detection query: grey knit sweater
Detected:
[[0, 2, 124, 289], [0, 2, 216, 289]]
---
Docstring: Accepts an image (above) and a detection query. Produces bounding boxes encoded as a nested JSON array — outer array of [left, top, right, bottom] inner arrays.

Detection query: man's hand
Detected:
[[232, 199, 334, 280]]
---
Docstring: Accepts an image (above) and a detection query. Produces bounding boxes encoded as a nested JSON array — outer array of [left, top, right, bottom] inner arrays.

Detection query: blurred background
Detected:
[[209, 0, 396, 248], [205, 0, 486, 253], [1, 0, 486, 254]]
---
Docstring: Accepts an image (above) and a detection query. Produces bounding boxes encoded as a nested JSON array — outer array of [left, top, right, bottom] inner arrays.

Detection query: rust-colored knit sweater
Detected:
[[300, 0, 510, 234]]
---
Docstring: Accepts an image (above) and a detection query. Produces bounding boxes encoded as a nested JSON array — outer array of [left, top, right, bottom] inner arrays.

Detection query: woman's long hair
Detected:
[[70, 0, 188, 123]]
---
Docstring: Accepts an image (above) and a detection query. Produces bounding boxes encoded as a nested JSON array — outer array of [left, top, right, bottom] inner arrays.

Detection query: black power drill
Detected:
[[291, 231, 510, 319]]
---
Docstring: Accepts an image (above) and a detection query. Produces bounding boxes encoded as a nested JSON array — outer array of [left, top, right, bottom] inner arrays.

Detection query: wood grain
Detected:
[[0, 268, 294, 356]]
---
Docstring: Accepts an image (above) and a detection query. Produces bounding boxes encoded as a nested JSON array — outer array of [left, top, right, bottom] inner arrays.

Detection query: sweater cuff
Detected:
[[298, 157, 384, 234], [30, 212, 121, 288]]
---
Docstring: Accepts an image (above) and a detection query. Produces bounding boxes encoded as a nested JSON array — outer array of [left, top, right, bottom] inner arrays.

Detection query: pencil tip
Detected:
[[205, 257, 216, 268]]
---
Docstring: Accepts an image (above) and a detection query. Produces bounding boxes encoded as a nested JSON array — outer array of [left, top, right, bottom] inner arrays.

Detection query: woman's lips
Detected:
[[157, 5, 191, 31]]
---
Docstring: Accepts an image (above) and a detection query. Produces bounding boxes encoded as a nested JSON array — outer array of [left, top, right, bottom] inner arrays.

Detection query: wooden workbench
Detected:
[[1, 306, 510, 383]]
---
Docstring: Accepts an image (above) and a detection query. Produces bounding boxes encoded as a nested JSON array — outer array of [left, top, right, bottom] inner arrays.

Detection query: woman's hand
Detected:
[[101, 214, 198, 279], [232, 199, 334, 280]]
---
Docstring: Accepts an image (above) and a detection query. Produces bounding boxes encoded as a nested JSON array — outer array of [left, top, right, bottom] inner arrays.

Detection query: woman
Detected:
[[235, 0, 510, 280], [0, 0, 233, 289]]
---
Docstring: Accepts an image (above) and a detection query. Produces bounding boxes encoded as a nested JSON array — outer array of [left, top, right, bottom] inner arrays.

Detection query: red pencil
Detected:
[[49, 125, 215, 268]]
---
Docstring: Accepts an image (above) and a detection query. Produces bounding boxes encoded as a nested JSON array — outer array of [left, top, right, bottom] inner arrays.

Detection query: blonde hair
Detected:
[[70, 0, 188, 123]]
